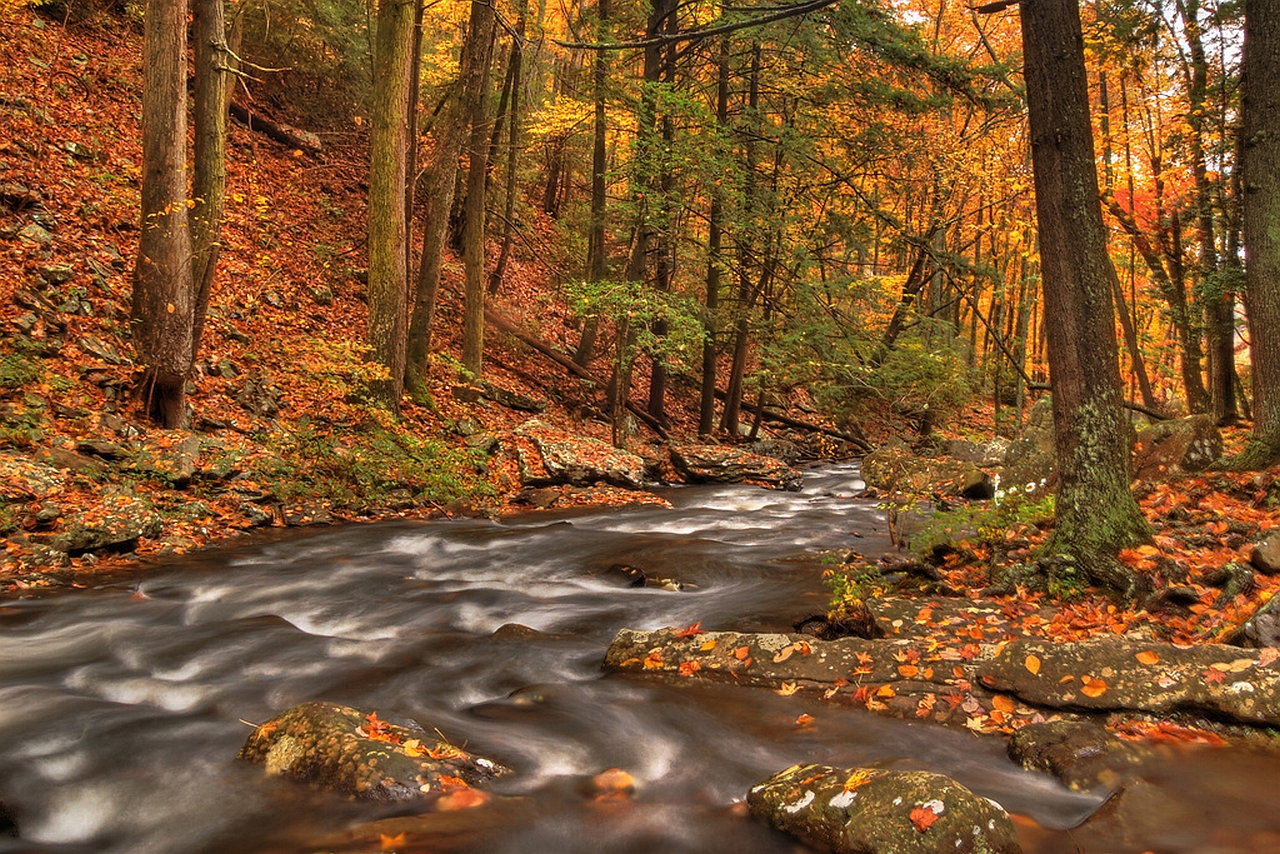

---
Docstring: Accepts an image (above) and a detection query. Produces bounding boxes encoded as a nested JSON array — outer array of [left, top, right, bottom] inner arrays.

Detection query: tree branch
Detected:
[[556, 0, 838, 51]]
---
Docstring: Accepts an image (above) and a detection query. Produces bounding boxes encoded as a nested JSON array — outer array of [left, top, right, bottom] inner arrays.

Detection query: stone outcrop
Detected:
[[512, 420, 647, 489], [237, 701, 509, 802], [1133, 415, 1223, 478], [1006, 720, 1146, 792], [1249, 532, 1280, 576], [668, 443, 803, 491], [748, 764, 1021, 854]]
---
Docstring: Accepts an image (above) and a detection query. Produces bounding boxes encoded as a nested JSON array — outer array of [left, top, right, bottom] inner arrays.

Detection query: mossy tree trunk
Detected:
[[1019, 0, 1151, 597], [1239, 0, 1280, 468]]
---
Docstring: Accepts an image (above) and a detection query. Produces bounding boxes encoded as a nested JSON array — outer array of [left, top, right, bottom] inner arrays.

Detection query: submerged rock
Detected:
[[237, 701, 509, 802], [1007, 720, 1145, 792], [748, 763, 1021, 854]]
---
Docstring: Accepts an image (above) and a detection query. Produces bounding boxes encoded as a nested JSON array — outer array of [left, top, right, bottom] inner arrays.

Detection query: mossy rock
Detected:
[[748, 764, 1021, 853], [238, 701, 509, 802]]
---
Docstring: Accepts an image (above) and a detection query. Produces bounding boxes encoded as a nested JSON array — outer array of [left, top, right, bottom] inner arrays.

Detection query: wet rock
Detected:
[[747, 763, 1021, 854], [281, 504, 334, 527], [513, 420, 646, 489], [669, 442, 803, 491], [601, 563, 647, 588], [1221, 593, 1280, 649], [50, 495, 163, 556], [239, 502, 275, 527], [237, 701, 509, 802], [1249, 533, 1280, 576], [1133, 415, 1223, 478], [976, 638, 1280, 727], [1069, 778, 1200, 853], [1007, 721, 1145, 792]]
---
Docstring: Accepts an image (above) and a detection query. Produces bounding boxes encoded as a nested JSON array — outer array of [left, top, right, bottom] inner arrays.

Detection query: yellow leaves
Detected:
[[643, 650, 664, 669], [772, 640, 811, 663], [1135, 650, 1161, 665], [775, 680, 799, 696], [1209, 658, 1254, 673], [402, 738, 427, 758], [699, 638, 717, 652], [1024, 654, 1041, 675]]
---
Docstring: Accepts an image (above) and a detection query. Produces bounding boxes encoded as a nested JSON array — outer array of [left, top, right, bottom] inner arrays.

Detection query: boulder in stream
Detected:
[[237, 701, 509, 802], [512, 420, 646, 489], [748, 763, 1021, 854], [668, 442, 802, 491], [1006, 720, 1146, 792]]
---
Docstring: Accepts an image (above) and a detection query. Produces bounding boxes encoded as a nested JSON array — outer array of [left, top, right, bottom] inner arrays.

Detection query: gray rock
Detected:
[[670, 442, 803, 491], [50, 496, 163, 556], [39, 264, 74, 285], [1133, 415, 1223, 478], [17, 223, 53, 244], [513, 420, 646, 489], [239, 502, 275, 527], [237, 701, 509, 802], [0, 454, 65, 500], [748, 764, 1021, 854], [1249, 533, 1280, 576]]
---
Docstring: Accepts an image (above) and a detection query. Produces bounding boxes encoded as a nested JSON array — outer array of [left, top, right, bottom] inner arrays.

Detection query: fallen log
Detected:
[[714, 389, 870, 452], [229, 103, 323, 154]]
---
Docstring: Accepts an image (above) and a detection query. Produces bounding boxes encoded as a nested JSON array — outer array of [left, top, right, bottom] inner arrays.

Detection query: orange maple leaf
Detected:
[[678, 659, 702, 677], [909, 804, 940, 832], [673, 621, 705, 638]]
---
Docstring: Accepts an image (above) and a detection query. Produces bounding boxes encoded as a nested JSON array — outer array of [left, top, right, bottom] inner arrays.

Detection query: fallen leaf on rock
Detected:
[[776, 680, 799, 696], [991, 694, 1015, 714], [795, 713, 815, 728], [700, 638, 717, 652], [734, 646, 750, 660], [909, 804, 939, 832], [1025, 654, 1041, 675], [1080, 676, 1107, 697], [679, 659, 701, 677], [674, 621, 705, 638], [1135, 650, 1161, 665], [380, 832, 407, 851]]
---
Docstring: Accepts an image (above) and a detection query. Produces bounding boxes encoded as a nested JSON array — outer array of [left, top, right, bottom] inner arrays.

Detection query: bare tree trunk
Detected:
[[460, 2, 498, 375], [134, 0, 194, 428], [366, 0, 415, 411], [190, 0, 228, 368], [487, 0, 527, 297], [573, 0, 610, 368], [404, 1, 496, 398], [699, 35, 729, 435]]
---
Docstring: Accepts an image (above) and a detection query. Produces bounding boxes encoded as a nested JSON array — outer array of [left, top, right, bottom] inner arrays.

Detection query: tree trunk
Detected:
[[366, 0, 415, 412], [1240, 0, 1280, 466], [699, 35, 729, 435], [190, 0, 228, 368], [460, 2, 497, 376], [487, 0, 528, 297], [134, 0, 194, 428], [404, 1, 496, 398], [573, 0, 610, 368], [1019, 0, 1151, 597]]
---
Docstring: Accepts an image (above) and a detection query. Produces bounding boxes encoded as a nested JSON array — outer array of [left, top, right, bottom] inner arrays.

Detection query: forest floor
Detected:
[[0, 6, 1278, 694]]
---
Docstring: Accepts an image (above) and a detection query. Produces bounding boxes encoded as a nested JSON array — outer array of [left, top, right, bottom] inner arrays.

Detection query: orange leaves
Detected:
[[678, 660, 702, 677], [1024, 654, 1041, 675], [909, 802, 941, 832], [356, 711, 399, 744], [1080, 675, 1108, 698], [1135, 650, 1161, 665], [380, 832, 407, 850], [673, 621, 705, 638], [643, 650, 664, 669], [794, 713, 816, 728], [437, 788, 490, 811]]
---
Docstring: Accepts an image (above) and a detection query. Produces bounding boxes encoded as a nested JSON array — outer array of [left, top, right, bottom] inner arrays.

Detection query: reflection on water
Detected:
[[0, 465, 1276, 853]]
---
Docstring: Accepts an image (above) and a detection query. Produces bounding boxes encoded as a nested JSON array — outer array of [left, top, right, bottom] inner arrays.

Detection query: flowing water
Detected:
[[1, 465, 1278, 853]]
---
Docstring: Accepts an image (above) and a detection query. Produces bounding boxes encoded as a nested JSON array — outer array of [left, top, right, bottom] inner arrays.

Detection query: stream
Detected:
[[1, 464, 1279, 853]]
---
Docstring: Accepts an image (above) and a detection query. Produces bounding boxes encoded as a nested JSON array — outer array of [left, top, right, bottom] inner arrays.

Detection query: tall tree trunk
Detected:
[[487, 0, 528, 297], [190, 0, 228, 367], [1240, 0, 1280, 466], [366, 0, 415, 412], [1018, 0, 1151, 597], [460, 3, 497, 375], [404, 1, 496, 399], [699, 35, 730, 435], [573, 0, 610, 367], [134, 0, 194, 428]]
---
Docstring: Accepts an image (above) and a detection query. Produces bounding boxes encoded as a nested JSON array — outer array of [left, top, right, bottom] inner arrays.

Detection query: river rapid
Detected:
[[1, 464, 1278, 853]]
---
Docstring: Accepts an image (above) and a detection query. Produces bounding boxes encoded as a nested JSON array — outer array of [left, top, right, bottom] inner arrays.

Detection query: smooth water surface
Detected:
[[0, 465, 1277, 853]]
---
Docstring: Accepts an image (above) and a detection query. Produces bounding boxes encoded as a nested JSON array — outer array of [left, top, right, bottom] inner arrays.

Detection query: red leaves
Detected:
[[356, 711, 400, 744], [673, 621, 705, 638], [909, 803, 941, 832]]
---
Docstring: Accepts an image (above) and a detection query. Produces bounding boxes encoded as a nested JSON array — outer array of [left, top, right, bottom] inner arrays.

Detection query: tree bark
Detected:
[[573, 0, 611, 368], [487, 0, 528, 297], [1019, 0, 1150, 596], [404, 1, 496, 398], [191, 0, 229, 367], [460, 2, 497, 375], [1240, 0, 1280, 466], [699, 35, 730, 435], [366, 0, 415, 411], [134, 0, 194, 428]]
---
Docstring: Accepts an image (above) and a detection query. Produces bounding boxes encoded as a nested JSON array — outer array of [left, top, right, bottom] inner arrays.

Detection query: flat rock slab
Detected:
[[977, 639, 1280, 727], [512, 420, 646, 489], [238, 702, 509, 802], [669, 443, 803, 491], [748, 764, 1021, 854]]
